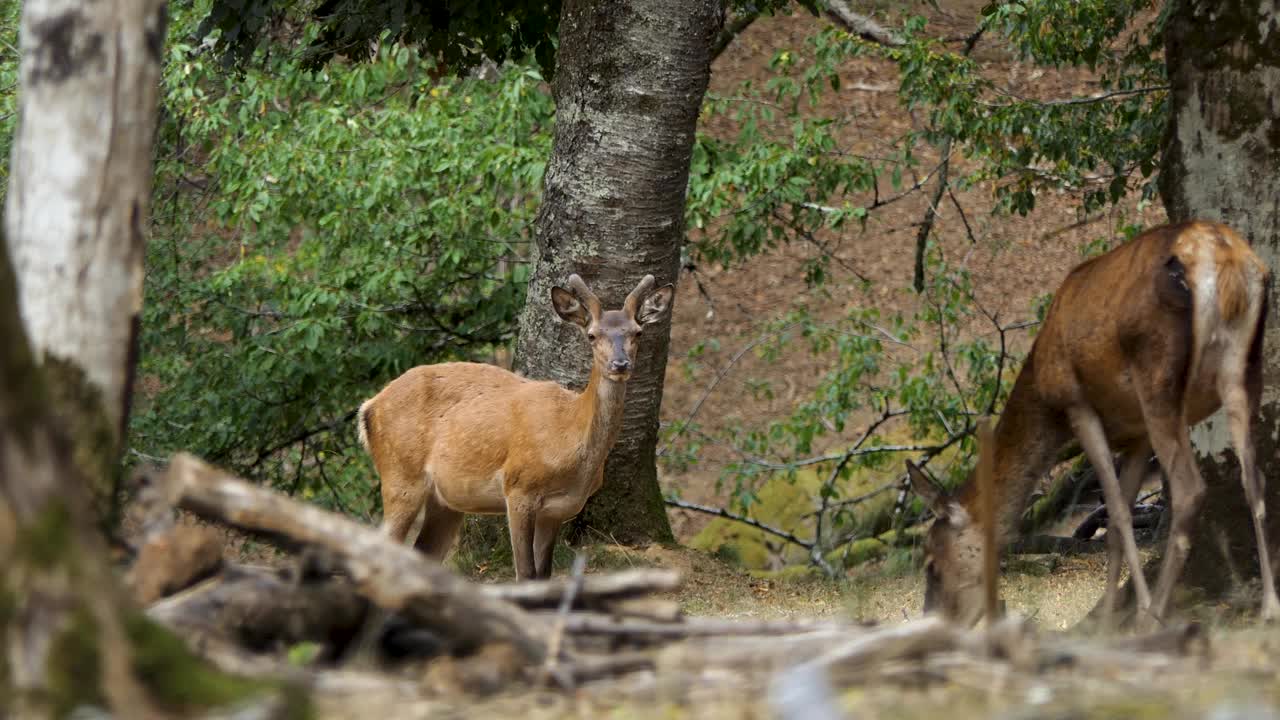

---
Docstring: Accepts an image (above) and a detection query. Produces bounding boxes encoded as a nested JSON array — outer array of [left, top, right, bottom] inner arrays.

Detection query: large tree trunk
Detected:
[[1158, 0, 1280, 604], [1, 1, 302, 716], [4, 0, 162, 516], [0, 222, 162, 718], [510, 0, 724, 545]]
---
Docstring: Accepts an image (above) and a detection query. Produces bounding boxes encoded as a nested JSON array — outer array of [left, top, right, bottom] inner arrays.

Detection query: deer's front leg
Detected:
[[1068, 405, 1153, 615], [506, 497, 537, 581], [1102, 444, 1152, 628], [532, 514, 563, 580]]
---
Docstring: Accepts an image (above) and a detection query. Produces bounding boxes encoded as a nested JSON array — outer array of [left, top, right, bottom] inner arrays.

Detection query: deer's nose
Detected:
[[608, 359, 631, 373]]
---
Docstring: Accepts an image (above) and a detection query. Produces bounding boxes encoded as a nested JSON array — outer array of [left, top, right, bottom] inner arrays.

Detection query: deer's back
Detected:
[[364, 362, 579, 484], [1029, 221, 1268, 444]]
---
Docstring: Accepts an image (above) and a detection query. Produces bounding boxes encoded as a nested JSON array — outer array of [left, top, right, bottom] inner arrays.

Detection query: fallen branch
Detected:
[[1007, 534, 1106, 555], [1073, 502, 1163, 540], [479, 568, 683, 608], [147, 563, 369, 656], [541, 612, 847, 642], [165, 453, 553, 663]]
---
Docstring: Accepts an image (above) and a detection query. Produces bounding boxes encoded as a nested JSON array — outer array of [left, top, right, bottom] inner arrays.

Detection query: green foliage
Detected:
[[132, 3, 553, 512], [0, 0, 18, 196], [200, 0, 562, 77]]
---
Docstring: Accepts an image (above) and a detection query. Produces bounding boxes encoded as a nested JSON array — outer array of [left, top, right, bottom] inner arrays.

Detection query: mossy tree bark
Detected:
[[0, 225, 161, 717], [466, 0, 725, 554], [1157, 0, 1280, 604], [2, 1, 306, 716], [4, 0, 166, 521]]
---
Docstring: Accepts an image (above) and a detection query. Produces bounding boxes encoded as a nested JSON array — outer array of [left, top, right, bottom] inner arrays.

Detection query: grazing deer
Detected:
[[357, 274, 674, 580], [907, 220, 1280, 629]]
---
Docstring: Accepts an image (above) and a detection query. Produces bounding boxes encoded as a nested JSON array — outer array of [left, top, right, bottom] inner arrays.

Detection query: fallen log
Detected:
[[165, 453, 553, 663], [147, 563, 369, 657]]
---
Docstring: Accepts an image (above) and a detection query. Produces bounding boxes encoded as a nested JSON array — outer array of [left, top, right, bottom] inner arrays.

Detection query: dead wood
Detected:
[[541, 612, 848, 642], [165, 453, 553, 662], [478, 568, 683, 608], [658, 629, 861, 675], [146, 563, 369, 656], [127, 522, 224, 604], [597, 597, 683, 622], [1072, 502, 1163, 540], [1008, 534, 1106, 555]]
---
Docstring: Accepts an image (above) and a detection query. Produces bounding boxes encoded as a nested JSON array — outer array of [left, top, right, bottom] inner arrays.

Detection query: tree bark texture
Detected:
[[2, 1, 304, 716], [509, 0, 725, 545], [4, 0, 166, 509], [1159, 0, 1280, 600]]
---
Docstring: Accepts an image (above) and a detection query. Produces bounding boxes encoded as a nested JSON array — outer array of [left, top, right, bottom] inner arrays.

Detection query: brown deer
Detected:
[[907, 220, 1280, 629], [357, 274, 674, 580]]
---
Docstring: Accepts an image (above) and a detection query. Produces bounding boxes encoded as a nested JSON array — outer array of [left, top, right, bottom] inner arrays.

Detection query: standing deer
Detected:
[[907, 220, 1280, 629], [357, 274, 674, 580]]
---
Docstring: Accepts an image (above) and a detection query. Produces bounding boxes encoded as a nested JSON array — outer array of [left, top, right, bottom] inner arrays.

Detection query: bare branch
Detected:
[[658, 322, 800, 458], [663, 497, 815, 551], [822, 1, 904, 47], [711, 9, 760, 61]]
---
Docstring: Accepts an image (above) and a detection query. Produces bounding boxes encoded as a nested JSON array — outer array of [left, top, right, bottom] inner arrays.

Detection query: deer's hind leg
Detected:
[[1221, 320, 1280, 621], [414, 489, 465, 561], [380, 466, 429, 546]]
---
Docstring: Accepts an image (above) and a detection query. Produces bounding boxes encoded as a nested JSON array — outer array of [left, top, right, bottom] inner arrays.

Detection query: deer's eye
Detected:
[[587, 332, 597, 341]]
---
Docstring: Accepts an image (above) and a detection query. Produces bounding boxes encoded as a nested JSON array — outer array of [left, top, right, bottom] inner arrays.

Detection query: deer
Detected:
[[906, 220, 1280, 630], [356, 273, 674, 580]]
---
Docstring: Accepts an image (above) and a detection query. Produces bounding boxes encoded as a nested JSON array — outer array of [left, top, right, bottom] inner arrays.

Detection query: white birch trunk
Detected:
[[4, 0, 167, 438]]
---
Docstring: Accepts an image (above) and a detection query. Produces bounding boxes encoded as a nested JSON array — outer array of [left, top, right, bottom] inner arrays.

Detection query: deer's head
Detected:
[[906, 461, 986, 626], [551, 274, 674, 382]]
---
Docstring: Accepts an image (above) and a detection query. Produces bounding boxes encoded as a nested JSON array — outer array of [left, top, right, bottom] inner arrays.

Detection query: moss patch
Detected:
[[16, 502, 74, 571], [41, 355, 120, 525], [47, 606, 104, 717], [123, 612, 309, 716]]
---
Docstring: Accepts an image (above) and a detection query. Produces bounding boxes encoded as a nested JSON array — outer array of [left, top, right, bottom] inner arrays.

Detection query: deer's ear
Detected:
[[551, 286, 591, 328], [906, 461, 952, 520], [637, 284, 675, 326]]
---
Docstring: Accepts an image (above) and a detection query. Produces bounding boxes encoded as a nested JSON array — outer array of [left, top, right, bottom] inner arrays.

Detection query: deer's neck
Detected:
[[575, 364, 628, 468], [958, 370, 1073, 544]]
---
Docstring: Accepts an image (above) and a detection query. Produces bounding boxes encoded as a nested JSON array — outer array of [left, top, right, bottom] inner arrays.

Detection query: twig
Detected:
[[658, 323, 801, 458], [663, 497, 815, 551], [540, 553, 588, 688], [911, 23, 985, 292]]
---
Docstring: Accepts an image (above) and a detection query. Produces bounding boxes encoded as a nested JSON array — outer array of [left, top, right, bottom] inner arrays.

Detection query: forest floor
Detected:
[[302, 542, 1280, 719]]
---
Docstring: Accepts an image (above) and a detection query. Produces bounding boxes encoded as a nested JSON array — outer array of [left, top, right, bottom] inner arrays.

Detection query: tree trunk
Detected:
[[4, 0, 163, 516], [509, 0, 724, 546], [1158, 0, 1280, 604], [1, 1, 304, 716]]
